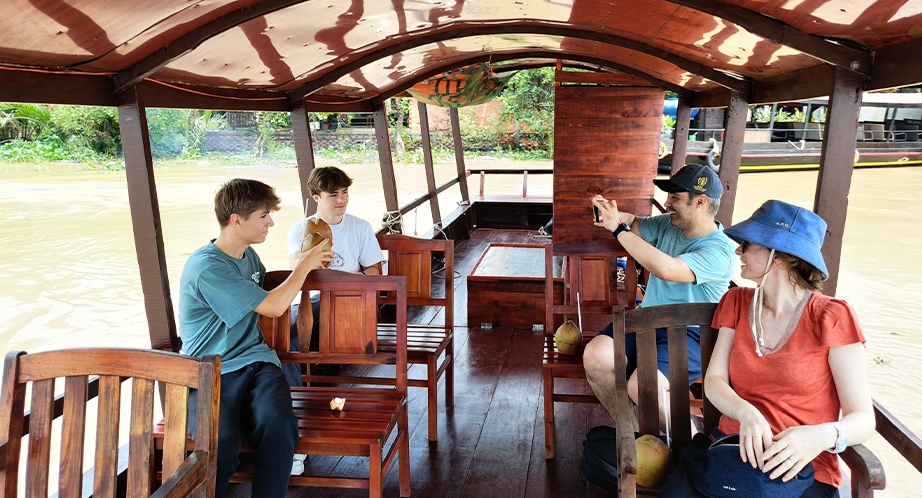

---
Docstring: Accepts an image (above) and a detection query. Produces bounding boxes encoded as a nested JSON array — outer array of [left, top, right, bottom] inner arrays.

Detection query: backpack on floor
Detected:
[[581, 425, 621, 490]]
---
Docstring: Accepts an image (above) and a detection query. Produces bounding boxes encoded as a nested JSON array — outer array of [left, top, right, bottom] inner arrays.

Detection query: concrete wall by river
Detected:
[[1, 159, 920, 496]]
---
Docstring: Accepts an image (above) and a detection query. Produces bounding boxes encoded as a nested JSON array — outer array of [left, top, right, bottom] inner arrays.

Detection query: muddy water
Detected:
[[1, 160, 919, 495]]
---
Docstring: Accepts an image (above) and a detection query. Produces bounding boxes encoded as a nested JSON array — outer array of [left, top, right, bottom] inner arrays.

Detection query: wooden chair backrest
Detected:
[[612, 303, 719, 448], [376, 234, 454, 325], [261, 270, 408, 395], [545, 245, 635, 335], [0, 348, 220, 498]]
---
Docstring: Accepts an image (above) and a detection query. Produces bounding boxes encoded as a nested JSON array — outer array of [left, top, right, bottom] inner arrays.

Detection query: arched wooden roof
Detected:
[[2, 0, 921, 110]]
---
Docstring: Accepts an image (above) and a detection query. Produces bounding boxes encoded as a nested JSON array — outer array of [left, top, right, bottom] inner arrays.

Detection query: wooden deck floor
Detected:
[[226, 229, 615, 498]]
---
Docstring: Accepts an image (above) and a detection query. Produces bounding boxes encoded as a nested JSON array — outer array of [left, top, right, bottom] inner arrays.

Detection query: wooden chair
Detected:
[[375, 233, 454, 442], [542, 244, 638, 458], [0, 348, 220, 498], [610, 303, 885, 498], [296, 234, 454, 442], [252, 270, 411, 498]]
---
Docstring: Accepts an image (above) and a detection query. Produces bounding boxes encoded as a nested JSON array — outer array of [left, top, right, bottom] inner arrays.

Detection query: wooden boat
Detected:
[[1, 1, 921, 497], [661, 93, 922, 173]]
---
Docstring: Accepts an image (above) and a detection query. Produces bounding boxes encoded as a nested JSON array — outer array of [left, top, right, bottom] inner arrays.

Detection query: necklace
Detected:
[[750, 290, 813, 356]]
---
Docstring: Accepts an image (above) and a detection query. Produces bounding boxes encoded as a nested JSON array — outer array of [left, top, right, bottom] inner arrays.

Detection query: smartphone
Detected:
[[593, 205, 601, 223]]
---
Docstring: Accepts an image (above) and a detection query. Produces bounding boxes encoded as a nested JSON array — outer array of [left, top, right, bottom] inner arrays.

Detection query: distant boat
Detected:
[[661, 93, 922, 172]]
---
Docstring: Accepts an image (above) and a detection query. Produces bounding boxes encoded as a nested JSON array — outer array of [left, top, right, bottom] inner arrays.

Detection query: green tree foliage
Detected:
[[0, 103, 51, 141], [145, 108, 188, 158], [48, 105, 120, 155], [496, 67, 555, 143]]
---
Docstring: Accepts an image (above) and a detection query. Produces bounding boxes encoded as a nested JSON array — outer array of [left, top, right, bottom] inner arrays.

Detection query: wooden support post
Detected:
[[291, 100, 317, 216], [671, 97, 693, 174], [116, 87, 177, 352], [374, 101, 401, 231], [815, 68, 865, 295], [417, 101, 441, 226], [715, 91, 748, 227], [449, 107, 470, 202]]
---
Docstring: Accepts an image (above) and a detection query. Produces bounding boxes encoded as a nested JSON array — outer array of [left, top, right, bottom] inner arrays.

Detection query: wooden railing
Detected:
[[468, 167, 553, 198]]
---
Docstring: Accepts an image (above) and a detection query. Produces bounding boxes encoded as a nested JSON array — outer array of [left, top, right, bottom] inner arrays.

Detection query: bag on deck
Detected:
[[581, 425, 621, 490], [660, 432, 815, 498]]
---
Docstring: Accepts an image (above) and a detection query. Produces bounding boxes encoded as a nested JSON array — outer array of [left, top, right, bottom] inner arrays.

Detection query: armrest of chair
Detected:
[[840, 444, 886, 496]]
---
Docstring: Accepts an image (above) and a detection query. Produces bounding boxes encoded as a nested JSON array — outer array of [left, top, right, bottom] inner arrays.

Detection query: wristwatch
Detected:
[[612, 223, 631, 239], [826, 422, 848, 454]]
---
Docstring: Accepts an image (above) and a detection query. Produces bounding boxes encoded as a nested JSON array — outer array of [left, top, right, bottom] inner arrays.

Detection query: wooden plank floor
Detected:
[[226, 230, 614, 498]]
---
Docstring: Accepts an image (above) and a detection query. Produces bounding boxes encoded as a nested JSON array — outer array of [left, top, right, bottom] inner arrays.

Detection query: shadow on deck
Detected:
[[226, 229, 615, 498]]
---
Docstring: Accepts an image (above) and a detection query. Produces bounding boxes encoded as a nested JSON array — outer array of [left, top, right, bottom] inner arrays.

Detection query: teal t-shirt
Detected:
[[636, 214, 736, 307], [178, 242, 279, 373]]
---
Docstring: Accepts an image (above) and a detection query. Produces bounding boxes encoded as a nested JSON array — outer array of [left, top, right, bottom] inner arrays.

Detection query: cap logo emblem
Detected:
[[775, 221, 791, 229], [694, 176, 707, 191]]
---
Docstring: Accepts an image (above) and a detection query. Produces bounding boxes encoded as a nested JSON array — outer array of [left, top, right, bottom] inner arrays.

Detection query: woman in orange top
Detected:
[[705, 200, 876, 497]]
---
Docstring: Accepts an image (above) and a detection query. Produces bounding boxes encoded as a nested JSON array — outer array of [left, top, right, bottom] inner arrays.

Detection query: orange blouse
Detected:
[[712, 287, 866, 487]]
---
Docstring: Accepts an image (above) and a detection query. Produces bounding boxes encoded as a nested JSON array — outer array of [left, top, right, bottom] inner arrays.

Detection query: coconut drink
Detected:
[[635, 434, 672, 487], [301, 217, 333, 267], [554, 320, 582, 355]]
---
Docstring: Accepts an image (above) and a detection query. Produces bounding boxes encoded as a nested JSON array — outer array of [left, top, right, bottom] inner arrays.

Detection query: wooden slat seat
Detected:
[[0, 348, 220, 498], [543, 244, 638, 458], [243, 270, 411, 498], [611, 303, 885, 498]]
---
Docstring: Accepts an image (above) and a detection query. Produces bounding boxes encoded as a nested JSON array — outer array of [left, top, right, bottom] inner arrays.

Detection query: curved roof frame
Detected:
[[285, 22, 752, 101], [106, 1, 877, 101]]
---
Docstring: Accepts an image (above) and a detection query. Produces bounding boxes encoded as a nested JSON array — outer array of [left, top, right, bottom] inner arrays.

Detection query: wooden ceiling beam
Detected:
[[868, 38, 922, 92], [693, 64, 839, 108], [0, 67, 115, 106], [287, 21, 751, 101], [664, 0, 872, 75], [110, 0, 310, 93]]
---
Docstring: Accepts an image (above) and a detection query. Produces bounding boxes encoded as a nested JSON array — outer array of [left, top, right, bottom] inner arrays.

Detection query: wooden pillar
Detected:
[[671, 97, 692, 174], [449, 107, 470, 202], [373, 101, 401, 231], [116, 87, 178, 352], [815, 68, 865, 295], [715, 91, 748, 227], [290, 100, 317, 216], [417, 101, 441, 226]]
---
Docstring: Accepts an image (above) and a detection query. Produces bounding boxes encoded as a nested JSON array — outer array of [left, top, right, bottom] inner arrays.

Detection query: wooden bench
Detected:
[[609, 303, 885, 498], [0, 348, 220, 498], [542, 244, 637, 459], [253, 270, 411, 498]]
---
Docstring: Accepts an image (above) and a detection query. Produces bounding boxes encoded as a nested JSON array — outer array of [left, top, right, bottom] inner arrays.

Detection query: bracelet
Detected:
[[612, 223, 631, 239]]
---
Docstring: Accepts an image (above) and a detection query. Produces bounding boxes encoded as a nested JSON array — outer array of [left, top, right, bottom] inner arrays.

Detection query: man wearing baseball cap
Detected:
[[584, 164, 736, 426]]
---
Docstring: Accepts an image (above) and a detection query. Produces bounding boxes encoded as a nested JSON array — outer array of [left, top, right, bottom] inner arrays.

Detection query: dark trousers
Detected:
[[191, 362, 298, 498]]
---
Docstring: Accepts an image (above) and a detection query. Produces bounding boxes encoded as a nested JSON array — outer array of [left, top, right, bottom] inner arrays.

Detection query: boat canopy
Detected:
[[1, 1, 922, 111]]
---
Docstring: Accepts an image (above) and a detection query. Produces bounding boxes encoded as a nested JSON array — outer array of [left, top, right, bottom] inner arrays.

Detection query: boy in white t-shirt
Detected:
[[284, 166, 384, 385]]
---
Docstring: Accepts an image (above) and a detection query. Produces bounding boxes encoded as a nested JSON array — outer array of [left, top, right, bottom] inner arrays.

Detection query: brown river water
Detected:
[[1, 159, 920, 496]]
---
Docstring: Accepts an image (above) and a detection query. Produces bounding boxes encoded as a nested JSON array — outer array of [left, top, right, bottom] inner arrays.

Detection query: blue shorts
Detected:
[[600, 323, 702, 385]]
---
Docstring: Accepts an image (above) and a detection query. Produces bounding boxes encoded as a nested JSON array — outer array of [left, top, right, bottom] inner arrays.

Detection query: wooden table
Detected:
[[467, 243, 562, 330]]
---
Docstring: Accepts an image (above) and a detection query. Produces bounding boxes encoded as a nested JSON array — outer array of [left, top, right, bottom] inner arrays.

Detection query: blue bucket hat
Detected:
[[724, 200, 829, 280]]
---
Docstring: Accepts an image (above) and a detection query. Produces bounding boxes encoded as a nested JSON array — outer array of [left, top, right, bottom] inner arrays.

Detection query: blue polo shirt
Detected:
[[636, 214, 736, 307], [178, 242, 278, 373]]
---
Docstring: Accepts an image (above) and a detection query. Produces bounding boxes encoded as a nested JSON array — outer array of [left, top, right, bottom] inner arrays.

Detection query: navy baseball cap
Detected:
[[653, 165, 723, 199]]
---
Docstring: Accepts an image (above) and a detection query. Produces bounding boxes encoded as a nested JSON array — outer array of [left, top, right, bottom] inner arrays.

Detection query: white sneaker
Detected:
[[291, 454, 307, 475]]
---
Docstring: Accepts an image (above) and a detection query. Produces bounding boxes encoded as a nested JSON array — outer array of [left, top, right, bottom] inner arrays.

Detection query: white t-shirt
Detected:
[[287, 213, 384, 273]]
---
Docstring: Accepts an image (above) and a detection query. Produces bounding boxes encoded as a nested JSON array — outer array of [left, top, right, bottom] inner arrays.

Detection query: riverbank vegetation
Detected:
[[0, 69, 557, 170]]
